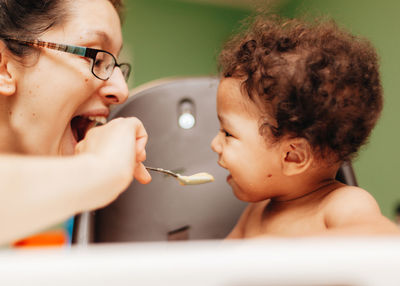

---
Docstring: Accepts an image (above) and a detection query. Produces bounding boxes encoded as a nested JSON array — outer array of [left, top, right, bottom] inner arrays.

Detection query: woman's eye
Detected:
[[94, 59, 104, 67]]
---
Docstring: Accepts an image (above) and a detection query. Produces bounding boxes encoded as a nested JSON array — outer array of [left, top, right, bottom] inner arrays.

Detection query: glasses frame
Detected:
[[5, 38, 131, 81]]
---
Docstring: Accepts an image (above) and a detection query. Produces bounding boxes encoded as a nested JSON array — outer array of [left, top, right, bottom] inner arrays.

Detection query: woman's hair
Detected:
[[219, 15, 383, 162], [0, 0, 124, 58], [109, 0, 124, 16]]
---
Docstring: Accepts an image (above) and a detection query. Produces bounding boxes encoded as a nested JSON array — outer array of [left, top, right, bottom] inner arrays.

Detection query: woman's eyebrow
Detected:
[[80, 30, 108, 44], [91, 30, 111, 45]]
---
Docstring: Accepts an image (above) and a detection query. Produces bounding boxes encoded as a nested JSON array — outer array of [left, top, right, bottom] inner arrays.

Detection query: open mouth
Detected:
[[70, 116, 107, 142]]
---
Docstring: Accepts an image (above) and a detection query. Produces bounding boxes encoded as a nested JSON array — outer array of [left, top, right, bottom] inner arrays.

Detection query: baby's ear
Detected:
[[0, 42, 16, 97], [281, 138, 313, 176]]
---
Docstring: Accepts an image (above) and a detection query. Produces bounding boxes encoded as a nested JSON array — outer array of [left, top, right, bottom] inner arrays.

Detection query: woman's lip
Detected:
[[227, 174, 232, 181]]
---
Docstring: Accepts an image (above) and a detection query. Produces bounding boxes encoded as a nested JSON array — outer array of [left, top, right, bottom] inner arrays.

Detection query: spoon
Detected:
[[145, 166, 214, 185]]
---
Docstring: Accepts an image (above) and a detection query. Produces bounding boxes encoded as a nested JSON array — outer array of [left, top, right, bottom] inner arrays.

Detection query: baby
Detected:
[[211, 16, 400, 238]]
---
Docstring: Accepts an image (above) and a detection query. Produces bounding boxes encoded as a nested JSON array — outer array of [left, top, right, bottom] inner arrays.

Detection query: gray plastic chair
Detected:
[[72, 76, 358, 244]]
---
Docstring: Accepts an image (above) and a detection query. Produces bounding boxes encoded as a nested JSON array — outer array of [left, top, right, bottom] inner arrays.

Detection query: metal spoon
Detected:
[[145, 166, 214, 185]]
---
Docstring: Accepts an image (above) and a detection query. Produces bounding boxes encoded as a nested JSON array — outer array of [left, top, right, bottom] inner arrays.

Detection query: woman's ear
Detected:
[[0, 42, 16, 97], [281, 138, 313, 176]]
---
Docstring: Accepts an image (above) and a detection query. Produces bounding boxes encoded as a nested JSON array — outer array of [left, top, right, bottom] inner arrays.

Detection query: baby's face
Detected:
[[211, 78, 285, 202]]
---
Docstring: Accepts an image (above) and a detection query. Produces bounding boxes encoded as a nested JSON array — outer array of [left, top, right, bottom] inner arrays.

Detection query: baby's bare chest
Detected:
[[243, 204, 327, 237]]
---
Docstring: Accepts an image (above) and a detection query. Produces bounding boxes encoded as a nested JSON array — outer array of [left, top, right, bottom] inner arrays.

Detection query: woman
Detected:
[[0, 0, 150, 244]]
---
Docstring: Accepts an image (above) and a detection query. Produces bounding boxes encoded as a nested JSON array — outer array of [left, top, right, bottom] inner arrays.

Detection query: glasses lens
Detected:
[[92, 51, 115, 80], [119, 63, 131, 81]]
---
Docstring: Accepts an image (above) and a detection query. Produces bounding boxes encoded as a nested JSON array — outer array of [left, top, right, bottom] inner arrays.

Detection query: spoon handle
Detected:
[[145, 166, 178, 178]]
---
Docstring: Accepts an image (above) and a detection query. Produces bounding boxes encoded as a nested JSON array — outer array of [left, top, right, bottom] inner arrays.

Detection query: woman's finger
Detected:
[[134, 162, 151, 184]]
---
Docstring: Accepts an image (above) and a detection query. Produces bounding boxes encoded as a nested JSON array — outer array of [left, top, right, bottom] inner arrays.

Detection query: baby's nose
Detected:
[[211, 133, 221, 154]]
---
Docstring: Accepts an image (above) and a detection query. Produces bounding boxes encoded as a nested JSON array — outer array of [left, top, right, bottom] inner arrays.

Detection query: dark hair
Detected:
[[109, 0, 125, 18], [0, 0, 124, 58], [219, 15, 383, 162]]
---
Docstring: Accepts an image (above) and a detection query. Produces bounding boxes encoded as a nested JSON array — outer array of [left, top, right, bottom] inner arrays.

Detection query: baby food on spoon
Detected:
[[177, 172, 214, 185]]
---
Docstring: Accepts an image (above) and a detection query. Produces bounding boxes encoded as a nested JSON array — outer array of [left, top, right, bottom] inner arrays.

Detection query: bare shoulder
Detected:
[[320, 184, 400, 235], [323, 184, 382, 226], [324, 184, 380, 211]]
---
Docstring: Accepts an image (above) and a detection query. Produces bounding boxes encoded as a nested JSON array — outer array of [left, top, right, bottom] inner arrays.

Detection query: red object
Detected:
[[13, 230, 67, 248]]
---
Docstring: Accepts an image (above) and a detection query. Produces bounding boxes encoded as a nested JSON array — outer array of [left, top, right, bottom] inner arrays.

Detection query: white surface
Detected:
[[1, 238, 400, 286]]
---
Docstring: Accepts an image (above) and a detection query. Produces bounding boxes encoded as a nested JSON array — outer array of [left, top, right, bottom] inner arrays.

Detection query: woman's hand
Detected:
[[75, 117, 151, 209]]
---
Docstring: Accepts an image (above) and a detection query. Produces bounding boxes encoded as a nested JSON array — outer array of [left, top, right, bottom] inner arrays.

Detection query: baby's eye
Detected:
[[220, 129, 232, 137]]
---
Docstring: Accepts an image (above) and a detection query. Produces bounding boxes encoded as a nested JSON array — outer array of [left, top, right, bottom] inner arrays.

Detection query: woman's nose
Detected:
[[100, 67, 129, 105], [211, 133, 221, 154]]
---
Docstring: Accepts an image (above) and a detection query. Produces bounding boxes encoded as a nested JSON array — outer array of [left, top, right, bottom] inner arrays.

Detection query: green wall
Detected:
[[277, 0, 400, 219], [121, 0, 249, 88]]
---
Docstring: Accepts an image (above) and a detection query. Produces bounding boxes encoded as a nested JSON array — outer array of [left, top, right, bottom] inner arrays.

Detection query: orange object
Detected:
[[13, 230, 67, 248]]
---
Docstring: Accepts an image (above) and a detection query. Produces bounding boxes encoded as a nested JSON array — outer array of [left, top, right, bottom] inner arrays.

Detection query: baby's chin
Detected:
[[231, 182, 266, 202], [230, 182, 252, 202]]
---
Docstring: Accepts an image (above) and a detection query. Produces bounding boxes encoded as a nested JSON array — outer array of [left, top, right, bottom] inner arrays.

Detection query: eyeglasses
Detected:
[[5, 38, 131, 81]]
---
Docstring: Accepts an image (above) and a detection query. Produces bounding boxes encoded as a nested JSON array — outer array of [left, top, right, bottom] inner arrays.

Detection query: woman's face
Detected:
[[8, 0, 128, 155]]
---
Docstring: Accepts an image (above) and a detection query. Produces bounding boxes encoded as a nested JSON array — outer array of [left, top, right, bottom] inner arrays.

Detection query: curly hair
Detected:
[[219, 15, 383, 162]]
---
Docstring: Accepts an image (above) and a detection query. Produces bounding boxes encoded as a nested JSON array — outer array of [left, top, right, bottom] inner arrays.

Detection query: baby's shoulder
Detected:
[[323, 184, 379, 208], [322, 184, 381, 226]]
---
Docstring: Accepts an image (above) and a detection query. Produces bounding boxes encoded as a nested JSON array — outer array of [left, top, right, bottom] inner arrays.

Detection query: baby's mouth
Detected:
[[70, 115, 107, 142]]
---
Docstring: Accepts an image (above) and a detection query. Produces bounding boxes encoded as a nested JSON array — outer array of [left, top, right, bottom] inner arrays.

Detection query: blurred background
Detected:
[[119, 0, 400, 220]]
